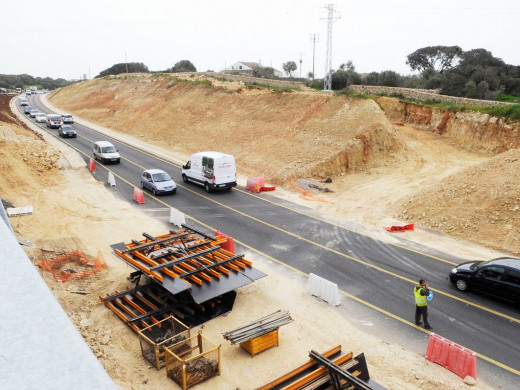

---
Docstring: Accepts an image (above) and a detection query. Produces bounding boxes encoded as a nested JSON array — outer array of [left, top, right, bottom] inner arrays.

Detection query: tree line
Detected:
[[0, 74, 71, 91], [2, 47, 519, 102], [309, 46, 520, 101]]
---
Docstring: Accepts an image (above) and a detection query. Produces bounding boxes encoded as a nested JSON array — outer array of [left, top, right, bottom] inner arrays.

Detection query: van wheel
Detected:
[[152, 188, 157, 196], [182, 174, 188, 183], [455, 278, 468, 291], [204, 183, 212, 193], [140, 181, 144, 189]]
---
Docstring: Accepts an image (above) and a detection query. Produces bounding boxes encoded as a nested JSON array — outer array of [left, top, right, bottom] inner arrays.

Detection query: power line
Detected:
[[309, 34, 319, 79], [323, 4, 340, 92]]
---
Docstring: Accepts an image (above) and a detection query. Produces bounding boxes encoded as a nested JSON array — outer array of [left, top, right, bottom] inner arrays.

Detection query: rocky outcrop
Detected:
[[377, 97, 520, 154]]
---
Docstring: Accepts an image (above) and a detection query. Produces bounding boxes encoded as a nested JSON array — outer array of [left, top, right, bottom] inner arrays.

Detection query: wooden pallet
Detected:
[[240, 329, 279, 357]]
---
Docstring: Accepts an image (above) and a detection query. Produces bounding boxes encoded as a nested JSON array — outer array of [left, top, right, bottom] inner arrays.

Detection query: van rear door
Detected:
[[213, 155, 236, 186]]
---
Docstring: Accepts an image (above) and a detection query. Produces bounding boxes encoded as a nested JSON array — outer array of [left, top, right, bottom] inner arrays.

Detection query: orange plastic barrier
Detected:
[[215, 230, 235, 254], [133, 188, 145, 204], [89, 158, 95, 172], [425, 333, 476, 379], [246, 177, 265, 193], [385, 223, 414, 232], [260, 186, 276, 192]]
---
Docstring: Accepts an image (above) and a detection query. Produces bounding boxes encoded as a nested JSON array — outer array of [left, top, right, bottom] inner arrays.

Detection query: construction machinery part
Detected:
[[258, 346, 387, 390], [100, 281, 237, 330], [110, 226, 265, 303]]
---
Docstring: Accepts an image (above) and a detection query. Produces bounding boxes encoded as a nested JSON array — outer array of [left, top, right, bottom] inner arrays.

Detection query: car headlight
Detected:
[[451, 267, 458, 274]]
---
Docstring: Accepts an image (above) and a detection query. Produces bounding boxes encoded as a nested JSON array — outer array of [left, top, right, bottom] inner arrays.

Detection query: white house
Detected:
[[222, 62, 284, 78]]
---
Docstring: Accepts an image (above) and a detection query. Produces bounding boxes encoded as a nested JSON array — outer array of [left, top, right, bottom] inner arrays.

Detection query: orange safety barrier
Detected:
[[425, 333, 476, 379], [36, 249, 107, 282], [260, 186, 276, 192], [89, 158, 95, 172], [215, 230, 235, 254], [133, 188, 145, 204], [384, 223, 414, 232]]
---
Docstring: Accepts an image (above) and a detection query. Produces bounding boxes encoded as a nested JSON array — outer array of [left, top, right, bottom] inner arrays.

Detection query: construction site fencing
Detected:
[[138, 316, 191, 370], [36, 249, 107, 282], [165, 331, 221, 390]]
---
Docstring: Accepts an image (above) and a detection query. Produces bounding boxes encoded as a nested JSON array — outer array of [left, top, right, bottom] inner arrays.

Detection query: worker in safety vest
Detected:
[[414, 279, 432, 330]]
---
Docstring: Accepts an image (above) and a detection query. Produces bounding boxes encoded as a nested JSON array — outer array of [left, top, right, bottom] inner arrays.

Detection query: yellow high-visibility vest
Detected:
[[414, 286, 427, 307]]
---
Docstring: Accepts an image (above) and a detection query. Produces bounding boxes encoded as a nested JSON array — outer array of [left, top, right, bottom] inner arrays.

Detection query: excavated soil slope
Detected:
[[49, 74, 406, 183], [48, 74, 520, 255]]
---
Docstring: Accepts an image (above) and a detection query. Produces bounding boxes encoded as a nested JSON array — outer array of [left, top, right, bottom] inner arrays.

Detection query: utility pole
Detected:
[[323, 4, 340, 91], [125, 52, 129, 73], [309, 34, 319, 79], [298, 52, 304, 78]]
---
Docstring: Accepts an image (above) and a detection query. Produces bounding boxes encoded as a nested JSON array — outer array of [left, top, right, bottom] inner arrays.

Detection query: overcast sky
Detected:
[[1, 0, 519, 80]]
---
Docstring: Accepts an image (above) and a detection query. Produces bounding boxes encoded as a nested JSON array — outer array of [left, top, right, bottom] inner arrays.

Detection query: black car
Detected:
[[449, 257, 520, 306], [24, 106, 32, 114], [58, 125, 77, 138]]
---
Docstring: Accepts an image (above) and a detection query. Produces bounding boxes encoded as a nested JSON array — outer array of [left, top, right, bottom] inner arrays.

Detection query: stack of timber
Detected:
[[223, 310, 292, 344]]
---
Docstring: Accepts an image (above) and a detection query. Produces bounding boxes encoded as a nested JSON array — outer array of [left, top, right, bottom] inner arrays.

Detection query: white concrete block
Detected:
[[307, 273, 340, 306], [7, 205, 33, 216], [108, 172, 116, 186], [169, 208, 186, 228]]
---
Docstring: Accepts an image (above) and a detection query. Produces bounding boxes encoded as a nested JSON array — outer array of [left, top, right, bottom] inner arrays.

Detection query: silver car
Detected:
[[35, 113, 47, 123], [140, 169, 177, 195]]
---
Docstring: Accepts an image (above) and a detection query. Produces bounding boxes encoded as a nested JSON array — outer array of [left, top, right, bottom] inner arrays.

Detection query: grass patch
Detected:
[[166, 77, 213, 89], [497, 93, 520, 103]]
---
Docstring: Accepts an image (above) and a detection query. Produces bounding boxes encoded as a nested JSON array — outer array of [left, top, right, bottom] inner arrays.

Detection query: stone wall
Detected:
[[183, 72, 305, 89], [348, 85, 513, 107]]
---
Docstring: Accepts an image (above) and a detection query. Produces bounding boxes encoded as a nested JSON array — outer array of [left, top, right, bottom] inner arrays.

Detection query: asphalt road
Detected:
[[19, 94, 520, 388]]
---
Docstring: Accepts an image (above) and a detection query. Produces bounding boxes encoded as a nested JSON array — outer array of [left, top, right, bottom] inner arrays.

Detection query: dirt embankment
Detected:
[[47, 74, 520, 255], [49, 74, 407, 184], [378, 96, 520, 154]]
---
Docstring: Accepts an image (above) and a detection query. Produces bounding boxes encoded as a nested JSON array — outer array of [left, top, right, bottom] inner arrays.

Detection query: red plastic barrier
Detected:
[[246, 177, 266, 193], [89, 158, 95, 172], [260, 186, 276, 192], [246, 178, 260, 193], [385, 223, 414, 232], [133, 188, 145, 204], [215, 230, 235, 254], [425, 333, 476, 379]]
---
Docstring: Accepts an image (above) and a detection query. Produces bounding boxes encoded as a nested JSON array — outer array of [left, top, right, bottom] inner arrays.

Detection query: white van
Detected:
[[181, 151, 236, 192], [93, 141, 121, 164]]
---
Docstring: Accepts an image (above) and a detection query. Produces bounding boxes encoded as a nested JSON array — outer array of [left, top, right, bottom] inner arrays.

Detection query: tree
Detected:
[[96, 62, 149, 78], [307, 72, 314, 79], [253, 67, 276, 78], [282, 61, 297, 77], [406, 46, 463, 73], [170, 60, 196, 73]]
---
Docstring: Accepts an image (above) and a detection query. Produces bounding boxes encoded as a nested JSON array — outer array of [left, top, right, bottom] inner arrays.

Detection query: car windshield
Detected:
[[62, 126, 72, 130], [102, 146, 116, 153], [152, 172, 171, 182], [50, 115, 61, 120]]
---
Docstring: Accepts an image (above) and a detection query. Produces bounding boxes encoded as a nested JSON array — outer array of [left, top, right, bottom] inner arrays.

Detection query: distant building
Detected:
[[222, 62, 284, 78]]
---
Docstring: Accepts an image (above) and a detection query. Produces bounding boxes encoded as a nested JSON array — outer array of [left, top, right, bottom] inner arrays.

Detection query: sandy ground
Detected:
[[1, 89, 509, 389]]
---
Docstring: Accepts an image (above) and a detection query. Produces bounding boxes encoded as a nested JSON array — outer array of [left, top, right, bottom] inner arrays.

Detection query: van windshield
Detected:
[[102, 146, 116, 153]]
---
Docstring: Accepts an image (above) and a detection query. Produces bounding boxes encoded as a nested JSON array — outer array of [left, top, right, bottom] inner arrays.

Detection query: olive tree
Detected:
[[282, 61, 297, 77]]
